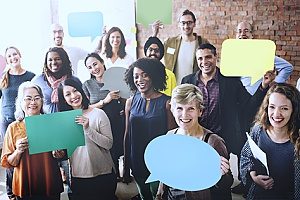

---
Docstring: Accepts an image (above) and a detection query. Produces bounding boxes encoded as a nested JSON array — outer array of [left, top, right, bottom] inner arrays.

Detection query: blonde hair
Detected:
[[170, 84, 204, 111], [0, 46, 22, 89]]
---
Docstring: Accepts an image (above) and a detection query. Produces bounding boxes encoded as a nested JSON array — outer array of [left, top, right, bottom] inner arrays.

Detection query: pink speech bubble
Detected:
[[0, 55, 6, 75]]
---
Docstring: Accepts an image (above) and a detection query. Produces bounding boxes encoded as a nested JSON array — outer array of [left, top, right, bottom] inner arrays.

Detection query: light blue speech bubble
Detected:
[[144, 134, 221, 191], [67, 11, 103, 41]]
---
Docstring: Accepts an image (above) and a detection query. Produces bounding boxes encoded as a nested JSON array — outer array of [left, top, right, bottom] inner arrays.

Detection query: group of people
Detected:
[[0, 8, 299, 200]]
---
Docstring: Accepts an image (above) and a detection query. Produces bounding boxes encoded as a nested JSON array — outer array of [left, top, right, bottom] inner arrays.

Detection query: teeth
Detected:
[[181, 119, 191, 123]]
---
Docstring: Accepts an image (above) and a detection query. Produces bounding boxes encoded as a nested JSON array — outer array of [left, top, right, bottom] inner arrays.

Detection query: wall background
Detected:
[[136, 0, 300, 85]]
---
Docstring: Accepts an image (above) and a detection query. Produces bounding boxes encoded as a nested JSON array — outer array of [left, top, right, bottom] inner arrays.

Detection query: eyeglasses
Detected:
[[148, 47, 160, 53], [53, 30, 63, 34], [179, 21, 194, 26], [236, 29, 251, 34], [24, 96, 42, 103]]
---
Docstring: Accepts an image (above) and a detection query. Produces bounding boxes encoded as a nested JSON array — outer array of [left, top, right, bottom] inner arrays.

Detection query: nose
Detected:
[[273, 108, 281, 116]]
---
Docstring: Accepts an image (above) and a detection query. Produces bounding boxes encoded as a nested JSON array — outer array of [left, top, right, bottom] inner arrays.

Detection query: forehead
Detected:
[[47, 51, 60, 58], [148, 44, 159, 49], [24, 87, 39, 96], [179, 14, 194, 22], [63, 85, 76, 92], [196, 49, 214, 57], [269, 92, 292, 106], [133, 67, 145, 74], [52, 24, 63, 31], [110, 31, 121, 37], [6, 48, 18, 55], [237, 22, 251, 30]]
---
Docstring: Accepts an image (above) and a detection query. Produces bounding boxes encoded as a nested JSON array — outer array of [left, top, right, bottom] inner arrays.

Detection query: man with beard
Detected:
[[144, 36, 176, 96], [50, 23, 88, 76], [152, 9, 209, 84]]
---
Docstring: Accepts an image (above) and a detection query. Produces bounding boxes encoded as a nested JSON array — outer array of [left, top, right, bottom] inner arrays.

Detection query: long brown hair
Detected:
[[0, 46, 22, 89], [254, 83, 300, 156]]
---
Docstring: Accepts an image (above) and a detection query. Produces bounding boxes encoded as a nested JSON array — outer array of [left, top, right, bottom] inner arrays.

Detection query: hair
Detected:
[[43, 47, 73, 79], [170, 84, 204, 111], [57, 78, 90, 112], [84, 52, 106, 79], [0, 46, 22, 89], [124, 57, 167, 92], [178, 9, 196, 23], [237, 21, 253, 33], [254, 83, 300, 156], [95, 34, 107, 54], [197, 43, 217, 56], [14, 81, 44, 121], [104, 27, 127, 59]]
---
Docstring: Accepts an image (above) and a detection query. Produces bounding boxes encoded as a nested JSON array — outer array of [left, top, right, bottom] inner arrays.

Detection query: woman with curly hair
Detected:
[[240, 83, 300, 200]]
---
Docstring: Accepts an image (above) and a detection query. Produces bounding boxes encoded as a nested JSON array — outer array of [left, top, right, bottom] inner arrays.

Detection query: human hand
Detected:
[[220, 156, 230, 175], [250, 171, 274, 190], [75, 116, 89, 129], [103, 90, 120, 104], [151, 20, 163, 37], [16, 137, 29, 153], [262, 70, 276, 89], [52, 150, 66, 158]]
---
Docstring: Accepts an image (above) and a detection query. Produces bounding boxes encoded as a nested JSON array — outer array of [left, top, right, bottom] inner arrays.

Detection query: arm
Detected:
[[151, 20, 163, 37], [274, 56, 293, 83], [165, 100, 177, 130], [123, 98, 132, 183], [89, 90, 121, 109]]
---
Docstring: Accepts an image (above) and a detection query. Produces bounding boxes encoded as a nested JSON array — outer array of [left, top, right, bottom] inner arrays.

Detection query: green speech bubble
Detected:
[[25, 109, 85, 157], [220, 39, 276, 84]]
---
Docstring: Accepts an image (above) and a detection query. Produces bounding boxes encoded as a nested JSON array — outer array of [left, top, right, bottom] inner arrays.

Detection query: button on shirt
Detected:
[[197, 72, 221, 133]]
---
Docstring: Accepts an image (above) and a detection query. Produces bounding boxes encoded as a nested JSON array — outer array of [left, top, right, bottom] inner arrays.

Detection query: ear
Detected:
[[198, 109, 203, 117]]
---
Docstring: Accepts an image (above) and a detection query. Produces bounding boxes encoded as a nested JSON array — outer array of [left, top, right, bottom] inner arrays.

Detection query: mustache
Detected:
[[149, 54, 159, 58]]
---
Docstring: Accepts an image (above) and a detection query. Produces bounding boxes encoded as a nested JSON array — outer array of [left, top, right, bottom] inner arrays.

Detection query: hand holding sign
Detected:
[[144, 134, 221, 191], [220, 39, 276, 85]]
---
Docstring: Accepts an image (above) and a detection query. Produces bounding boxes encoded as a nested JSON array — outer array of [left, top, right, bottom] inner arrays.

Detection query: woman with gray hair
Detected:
[[156, 84, 233, 200], [1, 81, 64, 200]]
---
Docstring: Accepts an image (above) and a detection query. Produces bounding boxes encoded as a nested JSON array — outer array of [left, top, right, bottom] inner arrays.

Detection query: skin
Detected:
[[109, 31, 122, 50], [196, 49, 217, 84], [178, 14, 196, 38], [51, 24, 64, 47], [5, 48, 25, 75], [47, 51, 63, 74], [236, 21, 253, 39], [146, 43, 160, 60], [133, 67, 154, 97]]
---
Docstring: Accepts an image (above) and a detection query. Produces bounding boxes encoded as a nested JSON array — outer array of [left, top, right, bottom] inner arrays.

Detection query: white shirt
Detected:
[[103, 54, 134, 69]]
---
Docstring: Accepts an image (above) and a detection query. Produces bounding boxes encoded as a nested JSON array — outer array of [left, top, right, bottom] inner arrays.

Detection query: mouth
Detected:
[[180, 119, 192, 123], [71, 97, 81, 104], [136, 82, 146, 90], [272, 117, 284, 123]]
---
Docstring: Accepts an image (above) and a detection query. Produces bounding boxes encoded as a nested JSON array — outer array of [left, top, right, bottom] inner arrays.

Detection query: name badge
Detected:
[[167, 47, 175, 55]]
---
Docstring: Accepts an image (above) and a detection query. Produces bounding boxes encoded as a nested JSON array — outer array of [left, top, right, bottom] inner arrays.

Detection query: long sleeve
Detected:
[[274, 56, 293, 83]]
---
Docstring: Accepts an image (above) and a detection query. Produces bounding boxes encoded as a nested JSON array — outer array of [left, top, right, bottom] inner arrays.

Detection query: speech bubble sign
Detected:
[[220, 39, 276, 84], [67, 11, 103, 41], [101, 67, 132, 99], [25, 109, 85, 157], [0, 55, 6, 75], [136, 0, 172, 27], [144, 134, 221, 191]]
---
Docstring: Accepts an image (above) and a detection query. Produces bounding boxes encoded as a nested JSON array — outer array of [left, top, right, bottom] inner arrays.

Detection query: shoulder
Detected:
[[182, 72, 198, 83], [164, 35, 180, 43], [32, 74, 45, 83], [25, 71, 35, 78], [166, 129, 177, 135]]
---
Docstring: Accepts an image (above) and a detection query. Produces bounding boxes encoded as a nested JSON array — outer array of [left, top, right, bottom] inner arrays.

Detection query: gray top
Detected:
[[82, 78, 109, 104]]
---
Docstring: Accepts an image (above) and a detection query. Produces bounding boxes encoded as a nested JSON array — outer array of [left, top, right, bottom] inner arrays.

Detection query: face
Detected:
[[172, 100, 202, 131], [5, 48, 21, 68], [146, 44, 160, 60], [236, 22, 253, 39], [109, 31, 122, 48], [268, 92, 293, 130], [85, 57, 105, 79], [63, 85, 83, 109], [133, 67, 153, 94], [52, 25, 64, 46], [47, 51, 63, 73], [22, 88, 42, 116], [178, 15, 195, 36], [196, 48, 217, 76]]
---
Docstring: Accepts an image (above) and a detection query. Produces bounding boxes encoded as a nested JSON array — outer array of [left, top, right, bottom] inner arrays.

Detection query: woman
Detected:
[[156, 83, 233, 200], [0, 47, 35, 200], [1, 81, 64, 200], [123, 58, 176, 199], [57, 78, 117, 200], [240, 83, 300, 199], [32, 47, 81, 198], [103, 27, 134, 69], [83, 52, 125, 180]]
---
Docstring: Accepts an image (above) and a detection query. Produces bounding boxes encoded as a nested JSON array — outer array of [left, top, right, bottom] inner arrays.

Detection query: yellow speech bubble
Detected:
[[220, 39, 276, 84]]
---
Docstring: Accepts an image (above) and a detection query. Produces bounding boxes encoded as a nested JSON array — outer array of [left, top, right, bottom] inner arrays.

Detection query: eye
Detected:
[[176, 107, 183, 111], [188, 107, 195, 111], [281, 107, 289, 111], [268, 105, 275, 109]]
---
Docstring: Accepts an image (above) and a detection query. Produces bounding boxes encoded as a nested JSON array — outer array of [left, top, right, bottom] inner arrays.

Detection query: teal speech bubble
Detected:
[[144, 134, 221, 191], [67, 11, 103, 41]]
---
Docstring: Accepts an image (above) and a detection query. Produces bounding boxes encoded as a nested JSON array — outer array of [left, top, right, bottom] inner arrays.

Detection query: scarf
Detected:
[[46, 75, 67, 103]]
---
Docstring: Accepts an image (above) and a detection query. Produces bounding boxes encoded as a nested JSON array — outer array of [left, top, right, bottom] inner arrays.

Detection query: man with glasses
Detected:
[[152, 9, 209, 84], [144, 36, 176, 96]]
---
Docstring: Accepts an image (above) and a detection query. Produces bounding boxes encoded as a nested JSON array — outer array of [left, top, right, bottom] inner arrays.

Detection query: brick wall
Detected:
[[136, 0, 300, 85]]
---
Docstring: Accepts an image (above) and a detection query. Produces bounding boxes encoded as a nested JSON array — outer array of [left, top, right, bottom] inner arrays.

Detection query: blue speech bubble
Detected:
[[68, 11, 103, 41], [144, 134, 221, 191]]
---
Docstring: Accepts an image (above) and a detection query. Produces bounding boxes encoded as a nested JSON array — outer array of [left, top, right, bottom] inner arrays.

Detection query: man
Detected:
[[236, 21, 293, 95], [152, 9, 209, 84], [51, 23, 88, 76], [144, 36, 176, 96], [182, 43, 274, 158]]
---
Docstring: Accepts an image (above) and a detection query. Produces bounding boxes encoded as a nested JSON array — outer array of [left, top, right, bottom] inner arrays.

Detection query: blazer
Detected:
[[181, 69, 268, 154]]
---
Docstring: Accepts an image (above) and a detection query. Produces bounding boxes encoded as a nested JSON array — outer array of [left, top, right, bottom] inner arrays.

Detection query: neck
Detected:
[[200, 68, 217, 84], [9, 66, 24, 75], [182, 33, 195, 42], [179, 124, 204, 138], [141, 89, 158, 100], [112, 47, 119, 54], [95, 76, 103, 82], [268, 126, 290, 142]]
